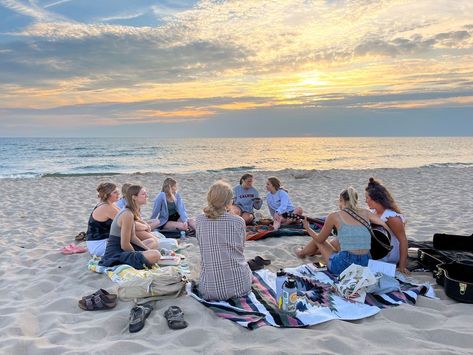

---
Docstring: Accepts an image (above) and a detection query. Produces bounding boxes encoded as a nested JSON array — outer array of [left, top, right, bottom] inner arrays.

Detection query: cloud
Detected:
[[355, 30, 472, 57]]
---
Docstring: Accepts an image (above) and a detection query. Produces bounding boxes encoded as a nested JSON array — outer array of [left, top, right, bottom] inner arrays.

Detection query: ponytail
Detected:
[[340, 186, 358, 210]]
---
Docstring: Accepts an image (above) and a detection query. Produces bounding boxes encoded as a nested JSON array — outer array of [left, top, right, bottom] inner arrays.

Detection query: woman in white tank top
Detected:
[[365, 177, 409, 274]]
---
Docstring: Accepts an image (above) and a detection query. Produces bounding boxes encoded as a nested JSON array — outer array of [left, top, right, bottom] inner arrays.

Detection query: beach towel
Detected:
[[190, 263, 434, 329], [246, 222, 323, 241], [87, 256, 191, 281]]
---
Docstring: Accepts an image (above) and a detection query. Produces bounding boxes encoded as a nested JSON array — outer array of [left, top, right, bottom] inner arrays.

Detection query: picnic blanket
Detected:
[[246, 222, 324, 241], [190, 263, 434, 329]]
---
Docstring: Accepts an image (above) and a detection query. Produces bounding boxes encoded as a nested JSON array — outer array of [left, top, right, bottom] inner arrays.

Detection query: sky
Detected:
[[0, 0, 472, 137]]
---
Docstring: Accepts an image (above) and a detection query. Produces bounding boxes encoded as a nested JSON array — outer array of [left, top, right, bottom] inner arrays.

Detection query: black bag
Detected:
[[418, 248, 452, 271], [433, 233, 473, 252], [342, 208, 392, 260], [434, 261, 473, 303]]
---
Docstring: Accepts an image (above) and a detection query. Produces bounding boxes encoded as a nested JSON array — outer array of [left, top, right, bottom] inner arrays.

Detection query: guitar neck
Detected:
[[282, 212, 324, 225]]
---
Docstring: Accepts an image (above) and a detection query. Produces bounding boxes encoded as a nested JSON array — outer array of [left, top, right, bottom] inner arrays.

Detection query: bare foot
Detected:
[[294, 246, 305, 258]]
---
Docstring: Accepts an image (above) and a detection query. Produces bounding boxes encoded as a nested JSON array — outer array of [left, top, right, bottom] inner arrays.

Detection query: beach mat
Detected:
[[190, 263, 433, 329]]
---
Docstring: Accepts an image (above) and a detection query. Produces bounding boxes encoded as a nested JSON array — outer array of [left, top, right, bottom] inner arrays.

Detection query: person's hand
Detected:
[[302, 217, 310, 230], [397, 267, 410, 275], [274, 212, 282, 222]]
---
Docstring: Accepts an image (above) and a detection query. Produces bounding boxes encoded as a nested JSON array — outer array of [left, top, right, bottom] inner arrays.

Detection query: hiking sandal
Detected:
[[78, 294, 117, 311], [129, 303, 153, 333], [164, 306, 188, 330]]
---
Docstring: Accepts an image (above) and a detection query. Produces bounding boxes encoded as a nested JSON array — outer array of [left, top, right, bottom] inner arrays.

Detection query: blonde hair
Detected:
[[97, 182, 117, 202], [203, 181, 233, 219], [125, 185, 143, 221], [162, 177, 177, 201], [340, 186, 359, 211]]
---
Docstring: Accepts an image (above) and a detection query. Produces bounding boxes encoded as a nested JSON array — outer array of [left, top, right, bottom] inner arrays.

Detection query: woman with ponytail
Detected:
[[365, 177, 409, 274], [297, 186, 388, 275], [85, 182, 120, 257], [100, 185, 161, 269], [196, 181, 252, 301]]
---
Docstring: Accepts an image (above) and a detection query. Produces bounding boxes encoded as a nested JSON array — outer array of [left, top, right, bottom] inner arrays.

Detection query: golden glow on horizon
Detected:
[[1, 0, 472, 120]]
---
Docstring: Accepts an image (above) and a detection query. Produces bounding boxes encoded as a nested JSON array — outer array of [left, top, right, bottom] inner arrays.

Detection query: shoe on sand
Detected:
[[164, 306, 188, 330], [129, 303, 154, 333]]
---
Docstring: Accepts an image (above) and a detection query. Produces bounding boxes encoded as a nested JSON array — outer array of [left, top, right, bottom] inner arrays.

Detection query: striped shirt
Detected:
[[196, 212, 252, 301]]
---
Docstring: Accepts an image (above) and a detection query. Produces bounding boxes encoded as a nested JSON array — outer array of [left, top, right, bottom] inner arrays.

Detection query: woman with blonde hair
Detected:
[[266, 176, 303, 231], [86, 182, 120, 257], [196, 180, 252, 301], [100, 185, 161, 269], [150, 178, 195, 231], [298, 187, 389, 275], [365, 177, 409, 274]]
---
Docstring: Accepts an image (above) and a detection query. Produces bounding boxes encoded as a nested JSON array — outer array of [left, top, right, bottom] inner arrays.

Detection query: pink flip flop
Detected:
[[60, 243, 87, 255]]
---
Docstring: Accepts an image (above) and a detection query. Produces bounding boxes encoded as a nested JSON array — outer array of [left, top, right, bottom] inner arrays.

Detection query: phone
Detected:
[[313, 261, 326, 269]]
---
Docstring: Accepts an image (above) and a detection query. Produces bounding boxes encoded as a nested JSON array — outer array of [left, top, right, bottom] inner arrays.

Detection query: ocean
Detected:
[[0, 137, 472, 178]]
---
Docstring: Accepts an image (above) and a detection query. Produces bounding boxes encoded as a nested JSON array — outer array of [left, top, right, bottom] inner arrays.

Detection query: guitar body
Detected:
[[370, 224, 392, 260]]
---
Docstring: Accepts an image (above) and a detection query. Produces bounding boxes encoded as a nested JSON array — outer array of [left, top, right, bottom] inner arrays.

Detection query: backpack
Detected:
[[117, 266, 187, 301]]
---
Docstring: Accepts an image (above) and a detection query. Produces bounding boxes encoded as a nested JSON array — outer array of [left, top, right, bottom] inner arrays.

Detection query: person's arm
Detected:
[[303, 213, 336, 244], [176, 194, 188, 223], [150, 193, 162, 220], [252, 189, 263, 210], [386, 216, 409, 274], [366, 210, 390, 231], [120, 212, 135, 252], [276, 190, 289, 214], [135, 220, 151, 232]]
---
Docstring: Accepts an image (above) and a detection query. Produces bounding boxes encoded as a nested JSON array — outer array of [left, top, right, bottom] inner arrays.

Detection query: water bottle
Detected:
[[281, 276, 298, 315], [179, 230, 187, 243], [275, 269, 287, 309]]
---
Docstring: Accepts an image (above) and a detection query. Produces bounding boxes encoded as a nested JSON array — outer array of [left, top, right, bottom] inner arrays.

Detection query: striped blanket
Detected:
[[190, 263, 434, 329]]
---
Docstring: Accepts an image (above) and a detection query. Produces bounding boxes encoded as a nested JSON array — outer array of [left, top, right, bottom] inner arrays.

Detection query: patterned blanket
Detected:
[[246, 222, 323, 241], [190, 263, 434, 329]]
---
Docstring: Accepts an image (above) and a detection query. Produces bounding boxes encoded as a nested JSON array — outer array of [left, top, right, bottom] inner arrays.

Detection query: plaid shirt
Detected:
[[196, 212, 252, 301]]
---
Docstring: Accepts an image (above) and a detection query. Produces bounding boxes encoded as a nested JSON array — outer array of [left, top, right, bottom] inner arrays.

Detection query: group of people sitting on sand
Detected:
[[85, 174, 409, 301]]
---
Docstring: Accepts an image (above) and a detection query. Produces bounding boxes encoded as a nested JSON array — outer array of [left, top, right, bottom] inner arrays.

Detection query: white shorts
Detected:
[[86, 239, 107, 257]]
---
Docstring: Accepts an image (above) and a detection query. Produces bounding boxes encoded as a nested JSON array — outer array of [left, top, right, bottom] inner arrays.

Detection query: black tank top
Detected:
[[86, 204, 113, 241]]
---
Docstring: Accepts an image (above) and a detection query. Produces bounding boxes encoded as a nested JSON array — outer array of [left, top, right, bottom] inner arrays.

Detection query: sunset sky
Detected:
[[1, 0, 472, 137]]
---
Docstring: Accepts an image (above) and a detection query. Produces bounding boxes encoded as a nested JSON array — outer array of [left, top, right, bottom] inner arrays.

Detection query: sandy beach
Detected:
[[1, 166, 473, 354]]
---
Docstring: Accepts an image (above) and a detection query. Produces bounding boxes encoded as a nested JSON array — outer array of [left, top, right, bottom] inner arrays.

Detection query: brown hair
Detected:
[[97, 182, 117, 202], [162, 177, 177, 201], [121, 183, 132, 196], [125, 185, 143, 220], [365, 177, 401, 213], [267, 176, 287, 192], [240, 173, 253, 185], [340, 186, 359, 211], [203, 181, 233, 219]]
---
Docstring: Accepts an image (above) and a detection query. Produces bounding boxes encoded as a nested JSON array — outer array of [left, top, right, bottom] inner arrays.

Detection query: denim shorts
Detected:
[[328, 250, 370, 275]]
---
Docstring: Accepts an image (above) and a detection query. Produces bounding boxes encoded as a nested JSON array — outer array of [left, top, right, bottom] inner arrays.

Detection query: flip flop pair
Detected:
[[247, 256, 271, 271], [60, 243, 87, 255]]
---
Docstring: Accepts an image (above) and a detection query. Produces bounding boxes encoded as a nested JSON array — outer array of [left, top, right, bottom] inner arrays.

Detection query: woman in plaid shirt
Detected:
[[196, 181, 253, 301]]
